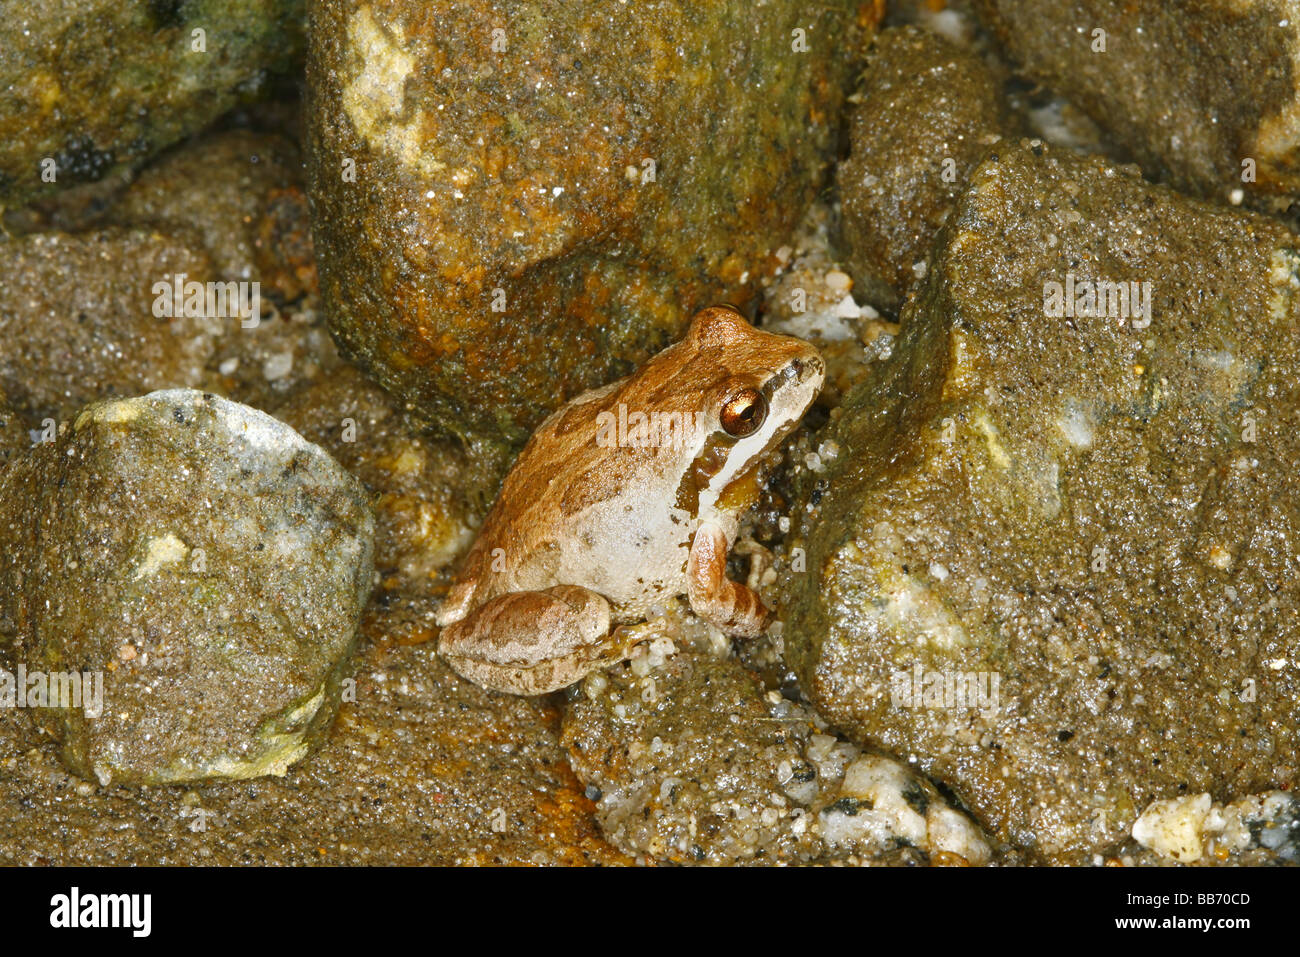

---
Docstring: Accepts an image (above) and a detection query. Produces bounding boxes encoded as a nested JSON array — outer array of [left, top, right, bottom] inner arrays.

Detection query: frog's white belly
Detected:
[[507, 500, 741, 620]]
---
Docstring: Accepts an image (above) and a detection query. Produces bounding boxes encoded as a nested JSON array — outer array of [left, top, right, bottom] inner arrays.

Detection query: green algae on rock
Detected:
[[306, 0, 872, 449], [838, 25, 1011, 311], [973, 0, 1300, 213], [0, 390, 373, 786], [0, 0, 304, 207], [784, 141, 1300, 863]]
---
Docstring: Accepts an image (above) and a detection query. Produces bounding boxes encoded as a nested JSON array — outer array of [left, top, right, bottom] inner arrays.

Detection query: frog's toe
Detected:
[[686, 522, 772, 637]]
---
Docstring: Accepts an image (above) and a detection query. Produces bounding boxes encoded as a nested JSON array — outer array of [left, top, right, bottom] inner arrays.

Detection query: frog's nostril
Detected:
[[789, 358, 804, 378]]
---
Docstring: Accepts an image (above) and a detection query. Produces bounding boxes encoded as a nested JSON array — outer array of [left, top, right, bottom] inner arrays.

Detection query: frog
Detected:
[[436, 304, 825, 695]]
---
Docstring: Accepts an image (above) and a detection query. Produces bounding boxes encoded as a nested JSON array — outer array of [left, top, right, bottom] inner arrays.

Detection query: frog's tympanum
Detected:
[[436, 305, 825, 694]]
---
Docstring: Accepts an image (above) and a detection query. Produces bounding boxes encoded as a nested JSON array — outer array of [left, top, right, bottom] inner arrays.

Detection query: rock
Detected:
[[0, 390, 374, 785], [973, 0, 1300, 212], [306, 0, 873, 449], [1131, 790, 1299, 865], [0, 636, 626, 864], [0, 129, 338, 418], [820, 753, 992, 865], [273, 366, 479, 606], [561, 634, 828, 865], [1131, 793, 1212, 863], [0, 166, 136, 237], [760, 199, 897, 405], [785, 140, 1300, 862], [205, 299, 345, 414], [0, 0, 304, 206], [0, 230, 219, 422], [0, 217, 336, 421], [115, 130, 343, 412], [560, 612, 995, 864], [838, 26, 1011, 311], [0, 387, 27, 469], [116, 130, 317, 302]]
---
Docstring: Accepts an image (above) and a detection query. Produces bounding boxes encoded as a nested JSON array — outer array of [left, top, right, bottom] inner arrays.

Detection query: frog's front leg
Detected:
[[438, 585, 622, 695], [686, 522, 772, 637]]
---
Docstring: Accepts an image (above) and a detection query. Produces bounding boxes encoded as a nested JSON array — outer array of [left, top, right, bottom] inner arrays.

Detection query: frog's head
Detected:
[[642, 305, 824, 518]]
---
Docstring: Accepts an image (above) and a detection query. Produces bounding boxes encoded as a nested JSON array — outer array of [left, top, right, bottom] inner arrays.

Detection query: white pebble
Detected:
[[262, 351, 294, 381], [824, 269, 851, 293]]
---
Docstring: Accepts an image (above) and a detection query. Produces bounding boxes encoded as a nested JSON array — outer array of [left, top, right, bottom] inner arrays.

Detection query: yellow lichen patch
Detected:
[[155, 686, 328, 784], [969, 409, 1062, 520], [1267, 246, 1300, 320], [132, 532, 188, 580], [26, 69, 62, 114], [76, 399, 142, 431], [869, 558, 969, 650], [973, 409, 1010, 470], [1251, 32, 1300, 195], [942, 329, 983, 399], [376, 439, 425, 476], [342, 6, 442, 175]]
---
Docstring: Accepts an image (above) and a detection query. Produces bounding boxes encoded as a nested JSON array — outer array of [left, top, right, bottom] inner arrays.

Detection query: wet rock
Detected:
[[306, 0, 873, 449], [0, 636, 625, 864], [0, 390, 374, 785], [0, 0, 304, 206], [562, 635, 825, 865], [0, 387, 27, 469], [785, 140, 1300, 862], [0, 129, 337, 417], [0, 230, 219, 422], [838, 26, 1011, 310], [1131, 790, 1300, 866], [273, 366, 479, 605], [0, 166, 136, 237], [117, 130, 317, 302], [820, 753, 992, 865], [973, 0, 1300, 212], [560, 614, 993, 865]]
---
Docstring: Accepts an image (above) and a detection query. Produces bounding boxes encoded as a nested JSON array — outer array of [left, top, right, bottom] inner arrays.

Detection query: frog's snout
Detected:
[[789, 353, 826, 384]]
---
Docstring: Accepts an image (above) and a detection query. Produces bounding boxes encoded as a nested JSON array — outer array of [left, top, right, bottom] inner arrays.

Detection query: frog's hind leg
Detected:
[[438, 585, 616, 695], [687, 522, 772, 637]]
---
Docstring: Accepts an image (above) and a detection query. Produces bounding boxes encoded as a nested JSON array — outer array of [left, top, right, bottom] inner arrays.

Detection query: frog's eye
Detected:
[[720, 388, 767, 437]]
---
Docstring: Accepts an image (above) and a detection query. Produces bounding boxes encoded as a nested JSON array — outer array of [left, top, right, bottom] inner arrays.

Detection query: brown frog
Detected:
[[437, 305, 824, 694]]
